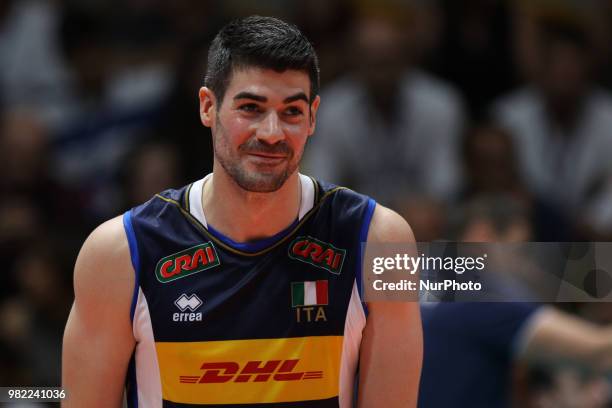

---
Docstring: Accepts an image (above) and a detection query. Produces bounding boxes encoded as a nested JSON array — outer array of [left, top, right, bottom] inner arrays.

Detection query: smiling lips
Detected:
[[246, 152, 288, 164], [248, 152, 287, 158], [239, 138, 293, 165]]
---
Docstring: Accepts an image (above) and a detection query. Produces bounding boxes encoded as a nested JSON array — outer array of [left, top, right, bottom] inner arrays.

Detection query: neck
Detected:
[[202, 163, 301, 243]]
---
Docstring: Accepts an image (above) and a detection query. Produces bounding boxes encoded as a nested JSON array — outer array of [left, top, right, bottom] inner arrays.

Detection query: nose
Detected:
[[256, 111, 284, 144]]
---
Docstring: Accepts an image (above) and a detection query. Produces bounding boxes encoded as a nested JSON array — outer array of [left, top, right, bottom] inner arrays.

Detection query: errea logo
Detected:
[[175, 293, 203, 311], [173, 294, 203, 322]]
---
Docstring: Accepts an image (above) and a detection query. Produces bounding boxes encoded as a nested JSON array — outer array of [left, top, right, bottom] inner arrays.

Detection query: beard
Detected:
[[213, 119, 303, 193]]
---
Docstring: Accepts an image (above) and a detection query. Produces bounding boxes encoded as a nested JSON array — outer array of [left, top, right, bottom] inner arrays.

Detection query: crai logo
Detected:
[[156, 242, 220, 283], [288, 236, 346, 275]]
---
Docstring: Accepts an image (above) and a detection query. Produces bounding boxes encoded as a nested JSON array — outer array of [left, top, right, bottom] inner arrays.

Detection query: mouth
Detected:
[[246, 152, 288, 165], [247, 151, 288, 158]]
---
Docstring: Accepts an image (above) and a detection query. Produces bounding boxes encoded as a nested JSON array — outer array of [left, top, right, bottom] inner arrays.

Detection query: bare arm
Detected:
[[520, 307, 612, 373], [358, 205, 423, 408], [62, 216, 136, 407]]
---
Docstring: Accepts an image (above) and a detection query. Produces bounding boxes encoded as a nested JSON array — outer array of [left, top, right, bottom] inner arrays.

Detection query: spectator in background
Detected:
[[492, 17, 612, 238], [11, 243, 71, 386], [419, 195, 612, 408], [118, 140, 183, 209], [156, 39, 215, 182], [0, 298, 32, 385], [461, 122, 570, 240], [305, 1, 465, 206], [50, 4, 173, 221], [525, 367, 609, 408], [293, 0, 354, 85], [0, 108, 50, 198], [0, 108, 83, 296], [0, 0, 67, 112], [395, 196, 447, 242], [427, 0, 518, 118]]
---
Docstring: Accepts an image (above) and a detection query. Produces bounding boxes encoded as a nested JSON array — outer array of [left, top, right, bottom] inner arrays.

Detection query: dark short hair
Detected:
[[205, 16, 320, 105], [538, 18, 591, 54]]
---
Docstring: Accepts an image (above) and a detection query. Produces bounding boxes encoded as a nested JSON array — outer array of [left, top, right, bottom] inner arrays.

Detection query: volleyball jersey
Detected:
[[122, 174, 376, 408]]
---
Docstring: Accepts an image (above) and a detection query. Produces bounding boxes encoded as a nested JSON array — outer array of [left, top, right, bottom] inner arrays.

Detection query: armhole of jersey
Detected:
[[123, 210, 141, 323], [358, 198, 376, 317]]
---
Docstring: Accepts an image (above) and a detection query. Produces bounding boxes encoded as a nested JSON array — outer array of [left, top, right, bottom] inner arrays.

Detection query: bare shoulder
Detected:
[[365, 205, 417, 314], [367, 203, 416, 244], [63, 217, 136, 406], [77, 216, 130, 263], [73, 215, 134, 322]]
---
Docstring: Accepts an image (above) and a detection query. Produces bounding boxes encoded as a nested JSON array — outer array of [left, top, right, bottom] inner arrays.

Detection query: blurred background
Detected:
[[1, 0, 612, 406]]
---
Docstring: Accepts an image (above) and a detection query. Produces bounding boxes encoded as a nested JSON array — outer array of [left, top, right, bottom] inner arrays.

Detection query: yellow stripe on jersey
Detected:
[[155, 336, 343, 405]]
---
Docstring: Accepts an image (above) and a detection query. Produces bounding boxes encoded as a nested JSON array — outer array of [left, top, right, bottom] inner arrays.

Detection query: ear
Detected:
[[307, 95, 321, 136], [199, 87, 217, 128]]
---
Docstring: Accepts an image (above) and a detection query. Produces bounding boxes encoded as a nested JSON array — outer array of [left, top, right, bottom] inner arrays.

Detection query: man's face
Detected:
[[354, 17, 407, 95], [201, 67, 319, 192], [541, 40, 589, 106]]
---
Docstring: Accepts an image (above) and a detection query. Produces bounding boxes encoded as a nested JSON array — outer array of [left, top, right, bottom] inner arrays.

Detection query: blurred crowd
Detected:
[[1, 0, 612, 406]]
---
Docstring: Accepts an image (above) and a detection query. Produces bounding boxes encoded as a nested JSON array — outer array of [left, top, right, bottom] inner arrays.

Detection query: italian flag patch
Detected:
[[291, 280, 328, 307]]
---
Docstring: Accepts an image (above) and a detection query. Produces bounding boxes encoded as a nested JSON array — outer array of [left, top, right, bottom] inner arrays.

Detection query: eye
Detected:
[[284, 106, 303, 116], [238, 103, 262, 113]]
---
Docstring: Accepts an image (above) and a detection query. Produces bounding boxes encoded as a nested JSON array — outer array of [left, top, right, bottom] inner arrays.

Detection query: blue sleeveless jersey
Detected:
[[122, 175, 376, 407]]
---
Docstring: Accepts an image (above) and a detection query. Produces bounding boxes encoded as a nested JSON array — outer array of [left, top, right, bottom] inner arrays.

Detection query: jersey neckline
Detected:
[[178, 173, 321, 256], [206, 218, 300, 253], [187, 173, 316, 228]]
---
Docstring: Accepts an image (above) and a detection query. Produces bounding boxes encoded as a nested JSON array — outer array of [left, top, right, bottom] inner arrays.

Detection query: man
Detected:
[[62, 16, 422, 407], [306, 6, 464, 207], [419, 196, 612, 408], [492, 18, 612, 237]]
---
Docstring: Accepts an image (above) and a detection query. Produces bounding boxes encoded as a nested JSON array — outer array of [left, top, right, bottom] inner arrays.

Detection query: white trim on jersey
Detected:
[[338, 280, 367, 408], [133, 288, 163, 407], [189, 173, 212, 228], [297, 173, 315, 220], [188, 173, 315, 227]]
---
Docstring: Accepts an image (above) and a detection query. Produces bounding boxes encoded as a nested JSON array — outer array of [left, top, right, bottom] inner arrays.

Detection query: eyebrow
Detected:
[[233, 92, 267, 102], [232, 91, 309, 104], [283, 92, 309, 104]]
